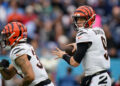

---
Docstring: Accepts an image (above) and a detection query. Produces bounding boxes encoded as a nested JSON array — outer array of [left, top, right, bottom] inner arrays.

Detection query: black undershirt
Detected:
[[73, 42, 92, 63]]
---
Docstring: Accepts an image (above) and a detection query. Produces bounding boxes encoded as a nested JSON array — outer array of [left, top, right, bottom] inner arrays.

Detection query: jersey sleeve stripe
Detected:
[[77, 32, 87, 36], [12, 48, 20, 53], [14, 49, 25, 54]]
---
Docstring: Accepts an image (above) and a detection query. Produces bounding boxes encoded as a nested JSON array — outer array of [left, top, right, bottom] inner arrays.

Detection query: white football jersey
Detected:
[[76, 27, 110, 76], [10, 43, 49, 86]]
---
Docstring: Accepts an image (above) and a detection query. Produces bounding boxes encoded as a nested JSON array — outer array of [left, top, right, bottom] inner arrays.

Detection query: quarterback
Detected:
[[0, 22, 54, 86], [52, 5, 111, 86]]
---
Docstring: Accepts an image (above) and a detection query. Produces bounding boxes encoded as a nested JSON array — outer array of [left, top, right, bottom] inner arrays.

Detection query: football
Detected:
[[64, 46, 76, 56]]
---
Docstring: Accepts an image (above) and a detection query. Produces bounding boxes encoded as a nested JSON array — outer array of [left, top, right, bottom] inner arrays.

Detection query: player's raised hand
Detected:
[[52, 47, 66, 59], [66, 43, 76, 53]]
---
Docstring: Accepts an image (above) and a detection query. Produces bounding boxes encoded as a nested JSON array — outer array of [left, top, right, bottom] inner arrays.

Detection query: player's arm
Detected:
[[0, 64, 17, 80], [15, 54, 35, 86], [64, 42, 91, 67], [53, 42, 91, 67]]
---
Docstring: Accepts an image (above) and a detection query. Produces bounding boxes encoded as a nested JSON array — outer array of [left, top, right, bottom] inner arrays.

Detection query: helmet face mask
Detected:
[[0, 33, 10, 49], [73, 16, 87, 31], [0, 35, 6, 49]]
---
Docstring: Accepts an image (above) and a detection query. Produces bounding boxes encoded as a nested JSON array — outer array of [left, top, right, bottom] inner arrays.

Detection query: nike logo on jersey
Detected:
[[16, 54, 21, 56], [77, 36, 82, 39]]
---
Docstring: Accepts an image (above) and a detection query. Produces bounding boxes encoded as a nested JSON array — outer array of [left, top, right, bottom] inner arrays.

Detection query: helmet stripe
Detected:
[[85, 6, 92, 15], [4, 26, 8, 34], [75, 10, 87, 16], [89, 7, 95, 15], [4, 27, 7, 33], [16, 22, 22, 37], [9, 23, 14, 32], [21, 24, 25, 32], [81, 7, 90, 17], [7, 25, 10, 33]]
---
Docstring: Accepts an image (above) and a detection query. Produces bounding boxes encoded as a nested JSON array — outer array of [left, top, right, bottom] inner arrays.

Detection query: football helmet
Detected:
[[73, 5, 96, 30], [0, 22, 27, 48]]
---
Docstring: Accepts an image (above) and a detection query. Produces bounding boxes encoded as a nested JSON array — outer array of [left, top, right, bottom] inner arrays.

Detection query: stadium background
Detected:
[[0, 0, 120, 86]]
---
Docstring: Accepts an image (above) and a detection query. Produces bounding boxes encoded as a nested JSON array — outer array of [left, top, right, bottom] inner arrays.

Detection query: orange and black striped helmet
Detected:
[[0, 22, 27, 48], [73, 5, 96, 29]]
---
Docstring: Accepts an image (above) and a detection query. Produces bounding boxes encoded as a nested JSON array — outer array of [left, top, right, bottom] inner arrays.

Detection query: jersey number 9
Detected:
[[101, 36, 109, 60], [32, 49, 43, 69]]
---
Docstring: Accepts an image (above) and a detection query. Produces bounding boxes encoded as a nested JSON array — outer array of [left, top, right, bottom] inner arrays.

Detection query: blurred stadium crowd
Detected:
[[0, 0, 120, 86]]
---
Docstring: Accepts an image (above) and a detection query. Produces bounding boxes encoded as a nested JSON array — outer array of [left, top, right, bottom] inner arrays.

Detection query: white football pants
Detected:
[[90, 72, 111, 86]]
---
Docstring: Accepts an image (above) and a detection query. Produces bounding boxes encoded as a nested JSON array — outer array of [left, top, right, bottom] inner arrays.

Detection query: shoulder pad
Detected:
[[76, 30, 91, 44], [10, 44, 29, 60]]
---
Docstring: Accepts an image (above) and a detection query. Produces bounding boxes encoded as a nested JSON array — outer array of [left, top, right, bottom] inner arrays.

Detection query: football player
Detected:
[[0, 22, 54, 86], [52, 5, 111, 86]]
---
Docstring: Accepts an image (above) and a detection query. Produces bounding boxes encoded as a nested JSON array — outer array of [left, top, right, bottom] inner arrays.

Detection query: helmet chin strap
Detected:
[[74, 23, 79, 31], [74, 21, 85, 31]]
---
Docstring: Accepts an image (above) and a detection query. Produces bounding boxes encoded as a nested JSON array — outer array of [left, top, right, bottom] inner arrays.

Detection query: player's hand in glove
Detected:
[[0, 59, 10, 71]]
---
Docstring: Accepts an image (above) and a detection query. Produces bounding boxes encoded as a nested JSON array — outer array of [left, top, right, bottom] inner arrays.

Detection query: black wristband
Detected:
[[62, 54, 71, 64]]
